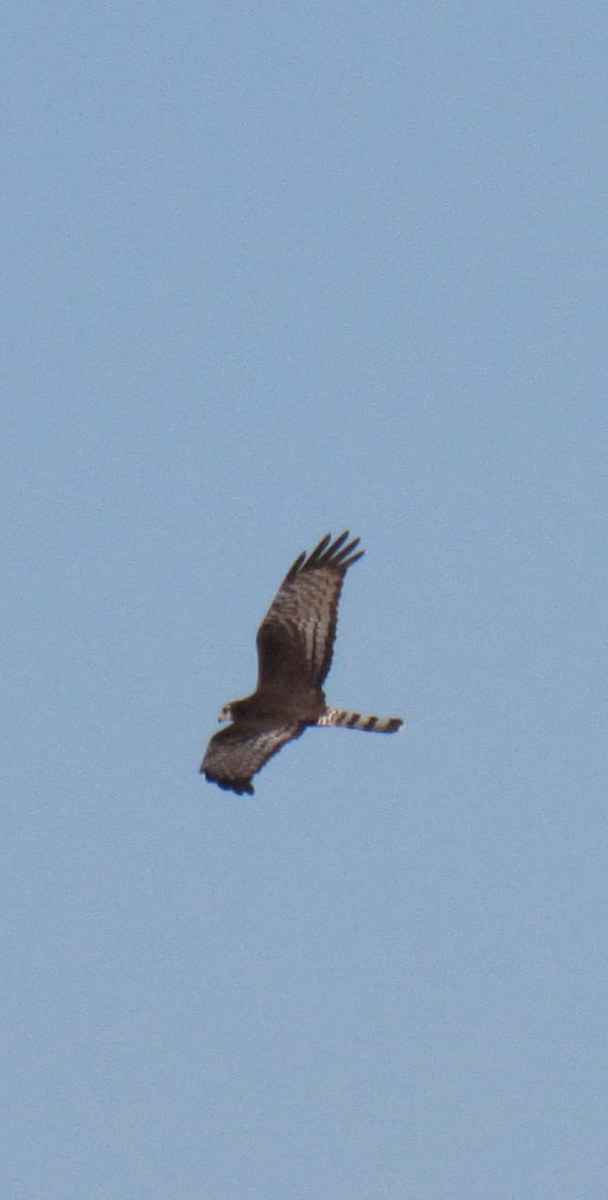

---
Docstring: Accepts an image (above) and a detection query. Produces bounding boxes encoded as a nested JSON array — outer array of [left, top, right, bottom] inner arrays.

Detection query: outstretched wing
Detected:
[[200, 720, 305, 795], [256, 532, 364, 691]]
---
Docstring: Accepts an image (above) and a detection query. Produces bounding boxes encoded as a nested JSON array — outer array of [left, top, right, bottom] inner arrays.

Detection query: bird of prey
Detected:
[[200, 532, 403, 795]]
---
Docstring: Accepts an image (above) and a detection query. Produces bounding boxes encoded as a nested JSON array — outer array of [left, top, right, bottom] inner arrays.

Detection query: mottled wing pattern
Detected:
[[201, 720, 305, 795], [256, 532, 364, 690]]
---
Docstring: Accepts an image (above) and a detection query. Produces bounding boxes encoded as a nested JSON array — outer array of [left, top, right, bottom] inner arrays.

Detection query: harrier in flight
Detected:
[[200, 532, 403, 795]]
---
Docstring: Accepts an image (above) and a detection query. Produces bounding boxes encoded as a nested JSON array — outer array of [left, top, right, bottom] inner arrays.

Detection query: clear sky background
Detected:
[[2, 3, 607, 1197]]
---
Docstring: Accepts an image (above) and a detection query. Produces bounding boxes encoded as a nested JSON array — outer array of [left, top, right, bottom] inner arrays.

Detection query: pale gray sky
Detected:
[[2, 3, 607, 1197]]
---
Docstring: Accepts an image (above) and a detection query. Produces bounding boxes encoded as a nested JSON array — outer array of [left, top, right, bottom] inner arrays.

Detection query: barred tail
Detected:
[[317, 706, 403, 734]]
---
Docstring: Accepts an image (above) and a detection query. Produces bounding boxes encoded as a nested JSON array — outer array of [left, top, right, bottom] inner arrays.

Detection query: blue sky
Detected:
[[2, 3, 607, 1197]]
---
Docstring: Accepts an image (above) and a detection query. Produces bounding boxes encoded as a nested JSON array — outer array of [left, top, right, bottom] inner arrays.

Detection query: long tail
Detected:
[[317, 706, 403, 733]]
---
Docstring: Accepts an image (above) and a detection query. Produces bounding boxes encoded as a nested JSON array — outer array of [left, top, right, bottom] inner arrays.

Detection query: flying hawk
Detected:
[[200, 532, 403, 795]]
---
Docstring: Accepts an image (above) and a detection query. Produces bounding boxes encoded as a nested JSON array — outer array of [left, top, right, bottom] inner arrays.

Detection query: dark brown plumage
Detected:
[[200, 532, 403, 795]]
